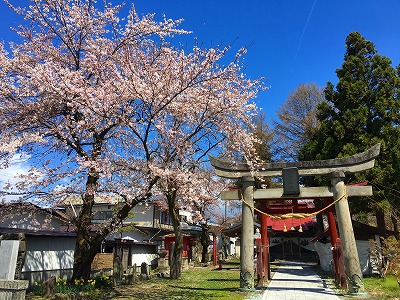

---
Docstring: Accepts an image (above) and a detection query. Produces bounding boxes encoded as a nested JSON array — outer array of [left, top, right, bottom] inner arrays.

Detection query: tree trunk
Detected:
[[170, 224, 183, 279], [376, 208, 387, 236], [72, 236, 101, 281], [167, 191, 183, 279], [391, 213, 399, 239], [200, 227, 210, 263], [71, 174, 98, 282]]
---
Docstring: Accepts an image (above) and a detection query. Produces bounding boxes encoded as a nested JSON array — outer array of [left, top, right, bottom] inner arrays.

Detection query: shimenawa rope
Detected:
[[240, 190, 348, 220]]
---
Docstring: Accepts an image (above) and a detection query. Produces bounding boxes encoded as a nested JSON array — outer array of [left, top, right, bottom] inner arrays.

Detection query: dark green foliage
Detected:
[[300, 32, 400, 234]]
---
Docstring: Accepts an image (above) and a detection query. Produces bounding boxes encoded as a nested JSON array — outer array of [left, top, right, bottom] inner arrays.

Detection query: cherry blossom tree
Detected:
[[0, 0, 262, 280]]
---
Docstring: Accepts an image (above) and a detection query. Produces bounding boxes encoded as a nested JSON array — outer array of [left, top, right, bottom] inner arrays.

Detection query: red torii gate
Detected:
[[210, 144, 380, 295], [256, 198, 336, 286], [255, 182, 367, 288]]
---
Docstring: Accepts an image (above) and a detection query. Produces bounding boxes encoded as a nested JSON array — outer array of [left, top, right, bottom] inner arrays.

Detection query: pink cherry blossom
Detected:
[[0, 0, 264, 280]]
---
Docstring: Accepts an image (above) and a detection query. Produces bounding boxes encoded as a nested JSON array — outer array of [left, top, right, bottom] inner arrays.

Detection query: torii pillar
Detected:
[[331, 171, 365, 294], [240, 176, 255, 290], [261, 213, 269, 280], [327, 211, 339, 283]]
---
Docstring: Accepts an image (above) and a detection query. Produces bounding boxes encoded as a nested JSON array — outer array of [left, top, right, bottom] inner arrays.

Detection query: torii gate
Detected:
[[210, 144, 380, 294]]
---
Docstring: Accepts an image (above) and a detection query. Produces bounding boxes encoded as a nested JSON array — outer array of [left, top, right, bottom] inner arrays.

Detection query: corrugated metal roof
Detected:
[[0, 226, 76, 237]]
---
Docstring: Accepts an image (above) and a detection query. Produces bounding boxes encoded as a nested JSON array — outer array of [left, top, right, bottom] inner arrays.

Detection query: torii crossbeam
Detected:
[[210, 143, 380, 178]]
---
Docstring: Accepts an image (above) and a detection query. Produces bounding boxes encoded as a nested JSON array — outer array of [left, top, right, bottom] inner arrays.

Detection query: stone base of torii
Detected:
[[210, 144, 381, 295]]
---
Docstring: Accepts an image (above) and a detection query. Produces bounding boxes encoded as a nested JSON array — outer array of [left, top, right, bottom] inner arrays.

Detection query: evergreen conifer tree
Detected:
[[300, 32, 400, 235]]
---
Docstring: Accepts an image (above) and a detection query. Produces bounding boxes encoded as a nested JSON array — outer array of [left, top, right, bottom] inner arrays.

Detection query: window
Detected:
[[92, 210, 113, 221], [159, 211, 171, 225], [155, 239, 163, 251]]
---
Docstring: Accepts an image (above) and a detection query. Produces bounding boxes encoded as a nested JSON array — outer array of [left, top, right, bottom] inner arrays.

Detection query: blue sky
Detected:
[[133, 0, 400, 123], [1, 0, 400, 124]]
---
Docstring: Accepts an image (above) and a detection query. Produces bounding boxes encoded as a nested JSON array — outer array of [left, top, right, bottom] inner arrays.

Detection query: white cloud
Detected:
[[0, 153, 31, 193]]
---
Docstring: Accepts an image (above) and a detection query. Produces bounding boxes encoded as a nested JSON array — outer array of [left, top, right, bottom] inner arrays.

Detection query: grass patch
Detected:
[[27, 260, 260, 300], [114, 261, 256, 300], [363, 275, 400, 300]]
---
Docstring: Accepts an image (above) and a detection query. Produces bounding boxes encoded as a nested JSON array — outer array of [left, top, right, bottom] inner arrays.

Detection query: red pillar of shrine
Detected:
[[261, 213, 269, 280], [327, 210, 339, 283]]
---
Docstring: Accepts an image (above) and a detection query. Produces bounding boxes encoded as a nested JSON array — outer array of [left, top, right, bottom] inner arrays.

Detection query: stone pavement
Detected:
[[249, 261, 341, 300]]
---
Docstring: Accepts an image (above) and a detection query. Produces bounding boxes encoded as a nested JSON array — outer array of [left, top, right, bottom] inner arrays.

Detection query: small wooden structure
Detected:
[[164, 234, 196, 261]]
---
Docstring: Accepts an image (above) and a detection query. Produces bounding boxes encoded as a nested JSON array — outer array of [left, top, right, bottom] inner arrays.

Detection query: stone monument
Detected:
[[0, 240, 20, 280], [0, 239, 29, 300], [0, 233, 26, 280]]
